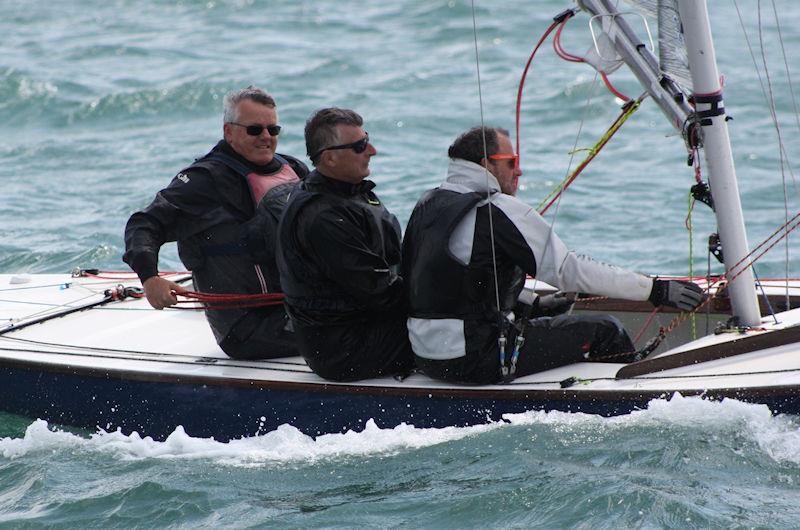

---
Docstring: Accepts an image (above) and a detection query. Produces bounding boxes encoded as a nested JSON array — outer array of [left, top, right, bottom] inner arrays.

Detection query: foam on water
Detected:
[[0, 418, 500, 467], [504, 394, 800, 465], [3, 396, 799, 467]]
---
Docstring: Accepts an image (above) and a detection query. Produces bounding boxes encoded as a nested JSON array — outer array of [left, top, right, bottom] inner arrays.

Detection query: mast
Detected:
[[576, 0, 761, 326], [677, 0, 761, 326]]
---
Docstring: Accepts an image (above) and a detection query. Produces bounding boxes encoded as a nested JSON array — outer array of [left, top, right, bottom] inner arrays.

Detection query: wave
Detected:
[[2, 395, 799, 467], [0, 67, 229, 128], [504, 393, 800, 465], [0, 418, 500, 468]]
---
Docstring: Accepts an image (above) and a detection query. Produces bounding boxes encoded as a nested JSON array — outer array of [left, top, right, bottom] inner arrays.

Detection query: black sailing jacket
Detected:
[[123, 140, 308, 346]]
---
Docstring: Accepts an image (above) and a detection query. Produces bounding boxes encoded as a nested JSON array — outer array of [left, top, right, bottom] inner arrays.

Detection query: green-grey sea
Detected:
[[2, 0, 800, 527]]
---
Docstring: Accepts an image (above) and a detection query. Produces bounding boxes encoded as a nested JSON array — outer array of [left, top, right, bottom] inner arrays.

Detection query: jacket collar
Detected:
[[305, 169, 376, 196], [441, 158, 501, 194], [212, 140, 284, 175]]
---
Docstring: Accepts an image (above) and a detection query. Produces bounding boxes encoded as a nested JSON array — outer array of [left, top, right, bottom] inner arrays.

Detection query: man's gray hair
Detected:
[[305, 107, 364, 165], [222, 86, 276, 124], [448, 126, 510, 165]]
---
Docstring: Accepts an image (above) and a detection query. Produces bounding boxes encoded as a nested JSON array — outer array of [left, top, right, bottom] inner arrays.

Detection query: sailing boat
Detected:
[[1, 0, 799, 442]]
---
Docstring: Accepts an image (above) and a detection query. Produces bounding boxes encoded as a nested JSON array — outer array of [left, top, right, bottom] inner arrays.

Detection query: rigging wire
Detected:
[[770, 0, 800, 310], [511, 9, 648, 360], [469, 0, 506, 370], [772, 0, 800, 310], [686, 190, 697, 339], [511, 9, 596, 375], [758, 0, 792, 313], [660, 210, 800, 342], [592, 209, 800, 361], [732, 0, 797, 188], [526, 74, 604, 348], [2, 291, 101, 326], [734, 0, 796, 312], [770, 0, 800, 135]]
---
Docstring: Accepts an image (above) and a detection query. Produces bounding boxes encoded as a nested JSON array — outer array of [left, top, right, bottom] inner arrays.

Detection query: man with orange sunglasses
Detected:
[[402, 126, 703, 384]]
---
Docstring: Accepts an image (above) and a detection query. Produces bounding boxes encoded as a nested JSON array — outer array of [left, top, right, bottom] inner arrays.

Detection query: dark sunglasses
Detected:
[[228, 122, 282, 137], [310, 133, 370, 160]]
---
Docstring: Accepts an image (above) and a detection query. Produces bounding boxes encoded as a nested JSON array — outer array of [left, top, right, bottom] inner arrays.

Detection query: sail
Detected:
[[622, 0, 693, 90]]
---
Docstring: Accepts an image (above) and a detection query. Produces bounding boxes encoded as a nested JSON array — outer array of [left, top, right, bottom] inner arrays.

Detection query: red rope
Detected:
[[632, 307, 661, 346], [516, 11, 630, 194], [174, 290, 285, 310], [553, 18, 584, 63], [515, 17, 563, 165], [599, 72, 630, 102], [552, 16, 630, 101]]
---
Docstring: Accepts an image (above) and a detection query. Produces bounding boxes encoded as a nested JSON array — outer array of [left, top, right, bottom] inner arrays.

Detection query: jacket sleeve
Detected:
[[301, 205, 405, 312], [490, 194, 653, 301], [122, 168, 219, 282]]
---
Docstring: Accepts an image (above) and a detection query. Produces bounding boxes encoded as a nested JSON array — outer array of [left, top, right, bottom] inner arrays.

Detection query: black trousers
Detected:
[[512, 313, 635, 377], [218, 306, 298, 360], [417, 314, 634, 384], [293, 317, 415, 382]]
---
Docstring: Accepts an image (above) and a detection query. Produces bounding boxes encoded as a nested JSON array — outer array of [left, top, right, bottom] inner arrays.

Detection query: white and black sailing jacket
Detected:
[[402, 158, 653, 362]]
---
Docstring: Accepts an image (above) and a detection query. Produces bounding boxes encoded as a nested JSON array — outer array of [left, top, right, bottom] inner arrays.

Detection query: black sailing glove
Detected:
[[523, 292, 575, 318], [536, 293, 574, 317], [648, 279, 705, 311]]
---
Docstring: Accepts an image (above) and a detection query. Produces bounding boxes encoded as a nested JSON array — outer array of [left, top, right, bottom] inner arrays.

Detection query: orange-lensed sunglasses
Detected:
[[488, 152, 519, 169]]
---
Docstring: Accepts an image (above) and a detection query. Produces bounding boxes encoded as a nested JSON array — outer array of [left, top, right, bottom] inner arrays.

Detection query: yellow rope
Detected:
[[536, 99, 641, 211]]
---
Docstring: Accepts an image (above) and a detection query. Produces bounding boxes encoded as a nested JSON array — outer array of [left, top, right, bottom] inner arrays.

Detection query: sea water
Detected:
[[2, 0, 800, 527]]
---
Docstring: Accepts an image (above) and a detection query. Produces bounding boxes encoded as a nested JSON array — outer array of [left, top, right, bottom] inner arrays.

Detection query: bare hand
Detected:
[[143, 276, 187, 309]]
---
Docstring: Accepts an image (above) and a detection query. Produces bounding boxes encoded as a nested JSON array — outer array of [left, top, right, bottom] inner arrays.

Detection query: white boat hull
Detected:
[[2, 273, 800, 440]]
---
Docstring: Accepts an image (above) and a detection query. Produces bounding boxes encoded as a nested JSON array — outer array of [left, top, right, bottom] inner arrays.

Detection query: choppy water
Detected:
[[2, 0, 800, 527], [2, 398, 800, 528]]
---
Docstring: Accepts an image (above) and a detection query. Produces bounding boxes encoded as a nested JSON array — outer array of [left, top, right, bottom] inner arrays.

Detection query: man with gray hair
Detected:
[[277, 107, 414, 381], [124, 86, 308, 359]]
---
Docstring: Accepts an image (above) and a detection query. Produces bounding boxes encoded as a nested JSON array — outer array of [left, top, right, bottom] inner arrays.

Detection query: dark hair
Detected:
[[305, 107, 364, 165], [448, 126, 510, 164], [223, 86, 276, 123]]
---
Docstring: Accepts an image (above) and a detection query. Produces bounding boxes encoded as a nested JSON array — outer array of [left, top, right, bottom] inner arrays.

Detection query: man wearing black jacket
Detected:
[[402, 126, 704, 384], [276, 108, 414, 381], [123, 86, 308, 359]]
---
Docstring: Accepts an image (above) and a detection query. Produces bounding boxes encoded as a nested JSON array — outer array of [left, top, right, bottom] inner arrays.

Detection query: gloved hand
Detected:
[[531, 292, 575, 317], [648, 279, 705, 311]]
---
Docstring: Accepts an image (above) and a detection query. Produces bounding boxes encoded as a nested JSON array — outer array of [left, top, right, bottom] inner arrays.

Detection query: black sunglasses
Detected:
[[228, 122, 282, 137], [310, 133, 370, 160]]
